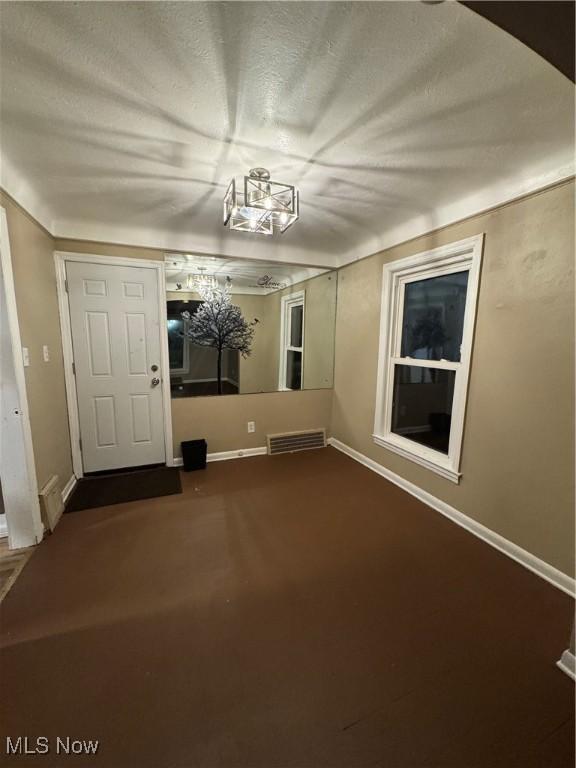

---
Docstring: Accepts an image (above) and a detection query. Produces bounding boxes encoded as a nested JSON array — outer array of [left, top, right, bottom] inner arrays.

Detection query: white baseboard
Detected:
[[173, 446, 268, 467], [556, 650, 576, 681], [328, 437, 575, 598], [0, 516, 7, 539], [207, 447, 267, 462], [61, 474, 77, 505]]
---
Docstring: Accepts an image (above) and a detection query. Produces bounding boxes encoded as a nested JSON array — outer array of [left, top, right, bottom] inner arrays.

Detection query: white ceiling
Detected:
[[165, 253, 329, 294], [0, 1, 573, 268]]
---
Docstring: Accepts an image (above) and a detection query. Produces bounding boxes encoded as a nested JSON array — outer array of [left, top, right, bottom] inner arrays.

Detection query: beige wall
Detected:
[[331, 179, 575, 577], [234, 293, 271, 393], [1, 193, 73, 495], [54, 238, 162, 261], [172, 389, 333, 455], [299, 272, 337, 389]]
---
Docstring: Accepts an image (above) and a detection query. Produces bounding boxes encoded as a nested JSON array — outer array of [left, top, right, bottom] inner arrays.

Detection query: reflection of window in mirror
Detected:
[[167, 300, 196, 375], [167, 314, 188, 373], [279, 291, 305, 390]]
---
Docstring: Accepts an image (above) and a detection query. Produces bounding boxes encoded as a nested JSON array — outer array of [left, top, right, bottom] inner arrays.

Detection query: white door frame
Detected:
[[54, 251, 174, 478], [0, 207, 44, 548]]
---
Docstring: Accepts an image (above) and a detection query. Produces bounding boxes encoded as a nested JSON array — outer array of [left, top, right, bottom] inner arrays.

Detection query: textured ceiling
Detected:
[[0, 1, 573, 267]]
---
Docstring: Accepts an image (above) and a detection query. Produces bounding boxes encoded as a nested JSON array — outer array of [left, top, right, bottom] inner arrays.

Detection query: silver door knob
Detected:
[[151, 377, 160, 387]]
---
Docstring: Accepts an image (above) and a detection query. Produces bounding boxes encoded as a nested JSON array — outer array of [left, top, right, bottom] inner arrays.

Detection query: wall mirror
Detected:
[[165, 254, 337, 397]]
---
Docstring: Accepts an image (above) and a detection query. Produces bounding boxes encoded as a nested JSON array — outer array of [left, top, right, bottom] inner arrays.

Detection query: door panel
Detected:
[[125, 313, 147, 374], [86, 312, 112, 375], [123, 281, 145, 299], [84, 278, 107, 296], [94, 396, 117, 447], [67, 261, 165, 472], [130, 394, 152, 444]]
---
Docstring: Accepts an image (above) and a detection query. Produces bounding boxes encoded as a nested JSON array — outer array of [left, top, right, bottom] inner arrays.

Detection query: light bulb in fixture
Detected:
[[280, 212, 288, 225]]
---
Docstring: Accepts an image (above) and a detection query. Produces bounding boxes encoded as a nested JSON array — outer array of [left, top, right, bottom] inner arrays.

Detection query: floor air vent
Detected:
[[267, 429, 326, 455]]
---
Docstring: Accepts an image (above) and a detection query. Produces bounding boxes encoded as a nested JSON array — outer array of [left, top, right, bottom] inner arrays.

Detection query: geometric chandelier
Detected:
[[223, 167, 299, 236]]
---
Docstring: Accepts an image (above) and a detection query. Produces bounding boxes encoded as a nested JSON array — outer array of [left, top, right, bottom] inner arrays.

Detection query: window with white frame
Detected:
[[373, 235, 483, 483], [279, 291, 305, 390]]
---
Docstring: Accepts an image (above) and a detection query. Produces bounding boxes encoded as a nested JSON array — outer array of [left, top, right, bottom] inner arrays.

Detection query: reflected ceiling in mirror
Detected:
[[166, 253, 329, 296], [165, 253, 337, 398]]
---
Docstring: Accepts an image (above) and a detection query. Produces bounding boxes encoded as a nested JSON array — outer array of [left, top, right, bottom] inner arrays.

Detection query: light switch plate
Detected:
[[22, 347, 30, 367], [247, 421, 255, 433], [42, 345, 50, 362]]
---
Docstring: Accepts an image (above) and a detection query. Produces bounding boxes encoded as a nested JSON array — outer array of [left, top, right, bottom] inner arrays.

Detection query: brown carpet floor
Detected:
[[0, 448, 573, 768]]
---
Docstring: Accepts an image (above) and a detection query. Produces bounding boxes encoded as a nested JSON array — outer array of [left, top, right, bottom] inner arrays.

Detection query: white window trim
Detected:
[[278, 290, 305, 391], [373, 234, 484, 484]]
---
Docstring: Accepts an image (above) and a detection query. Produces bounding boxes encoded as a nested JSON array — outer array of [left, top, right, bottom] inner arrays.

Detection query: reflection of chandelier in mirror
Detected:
[[186, 268, 217, 293], [223, 167, 299, 236]]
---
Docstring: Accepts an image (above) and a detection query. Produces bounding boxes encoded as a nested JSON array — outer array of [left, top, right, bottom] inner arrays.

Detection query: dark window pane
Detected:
[[400, 271, 468, 362], [290, 304, 303, 347], [391, 365, 455, 454], [286, 350, 302, 389], [167, 318, 185, 369]]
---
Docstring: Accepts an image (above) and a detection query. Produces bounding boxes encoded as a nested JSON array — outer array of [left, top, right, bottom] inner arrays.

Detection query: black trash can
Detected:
[[181, 439, 207, 471]]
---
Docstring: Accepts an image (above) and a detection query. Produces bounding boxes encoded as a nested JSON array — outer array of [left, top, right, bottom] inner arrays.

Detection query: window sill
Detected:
[[372, 433, 461, 484]]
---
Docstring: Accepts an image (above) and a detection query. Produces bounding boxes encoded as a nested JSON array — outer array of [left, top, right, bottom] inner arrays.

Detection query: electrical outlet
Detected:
[[42, 345, 50, 362], [22, 347, 30, 367], [247, 421, 255, 433]]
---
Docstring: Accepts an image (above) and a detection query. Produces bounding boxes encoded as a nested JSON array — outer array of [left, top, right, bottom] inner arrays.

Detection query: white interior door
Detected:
[[66, 261, 166, 473]]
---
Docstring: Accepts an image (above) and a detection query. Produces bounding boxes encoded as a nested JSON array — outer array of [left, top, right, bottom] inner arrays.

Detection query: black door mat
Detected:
[[65, 466, 182, 512]]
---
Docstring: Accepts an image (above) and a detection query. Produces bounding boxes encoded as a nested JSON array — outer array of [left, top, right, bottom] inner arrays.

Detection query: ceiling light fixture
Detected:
[[223, 167, 299, 236]]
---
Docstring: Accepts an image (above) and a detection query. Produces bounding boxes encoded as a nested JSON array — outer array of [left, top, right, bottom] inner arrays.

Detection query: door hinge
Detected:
[[72, 361, 76, 376], [64, 279, 69, 293], [79, 438, 82, 451]]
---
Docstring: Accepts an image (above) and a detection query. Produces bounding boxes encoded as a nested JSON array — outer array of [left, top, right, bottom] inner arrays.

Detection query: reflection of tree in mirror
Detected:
[[183, 286, 258, 395]]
